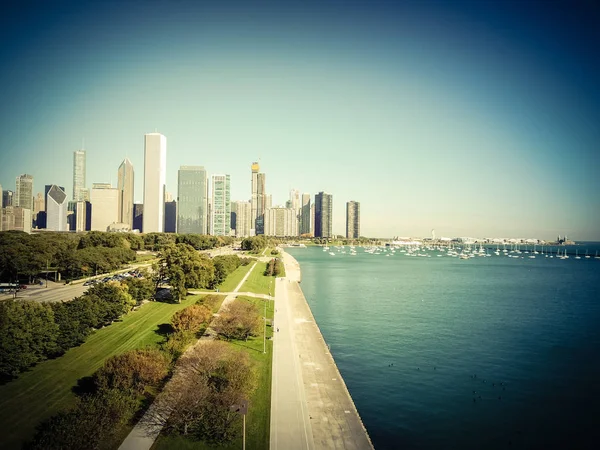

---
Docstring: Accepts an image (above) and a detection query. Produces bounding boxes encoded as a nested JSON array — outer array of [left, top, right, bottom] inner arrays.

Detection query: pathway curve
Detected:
[[270, 251, 374, 450], [119, 262, 258, 450]]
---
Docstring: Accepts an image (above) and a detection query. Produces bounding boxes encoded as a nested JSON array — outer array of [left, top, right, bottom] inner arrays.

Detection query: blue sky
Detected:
[[0, 0, 598, 239]]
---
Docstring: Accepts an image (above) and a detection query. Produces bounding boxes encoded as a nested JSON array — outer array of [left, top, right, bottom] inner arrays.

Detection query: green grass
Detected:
[[0, 295, 203, 450], [136, 254, 159, 263], [153, 295, 274, 450], [218, 264, 254, 292], [239, 262, 275, 296]]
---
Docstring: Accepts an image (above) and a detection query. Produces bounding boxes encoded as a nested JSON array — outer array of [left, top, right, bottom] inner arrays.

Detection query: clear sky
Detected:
[[0, 0, 598, 240]]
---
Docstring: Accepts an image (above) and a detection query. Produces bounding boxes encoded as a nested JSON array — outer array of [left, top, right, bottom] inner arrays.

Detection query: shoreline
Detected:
[[273, 249, 374, 449]]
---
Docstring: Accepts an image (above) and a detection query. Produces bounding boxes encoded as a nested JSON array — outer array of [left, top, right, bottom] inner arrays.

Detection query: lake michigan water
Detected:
[[286, 244, 600, 450]]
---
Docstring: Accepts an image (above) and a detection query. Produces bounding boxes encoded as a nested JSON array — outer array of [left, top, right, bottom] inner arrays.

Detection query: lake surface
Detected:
[[287, 244, 600, 450]]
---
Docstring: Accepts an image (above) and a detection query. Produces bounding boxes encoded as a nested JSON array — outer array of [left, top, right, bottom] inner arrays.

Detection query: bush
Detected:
[[161, 331, 196, 360], [93, 348, 170, 394]]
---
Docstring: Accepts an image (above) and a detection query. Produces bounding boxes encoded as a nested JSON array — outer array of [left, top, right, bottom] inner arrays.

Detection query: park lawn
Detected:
[[240, 262, 275, 296], [0, 295, 202, 450], [217, 263, 254, 292], [153, 295, 274, 450]]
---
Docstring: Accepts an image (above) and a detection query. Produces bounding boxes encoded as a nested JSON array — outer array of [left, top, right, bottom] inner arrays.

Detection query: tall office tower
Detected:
[[90, 183, 119, 231], [46, 185, 68, 231], [300, 193, 311, 235], [250, 162, 267, 235], [177, 166, 208, 234], [264, 207, 299, 237], [210, 174, 231, 236], [310, 203, 315, 236], [231, 201, 251, 237], [265, 193, 272, 209], [73, 149, 86, 201], [164, 201, 177, 233], [15, 174, 33, 210], [143, 132, 167, 233], [75, 201, 91, 232], [117, 158, 134, 228], [2, 189, 14, 207], [346, 201, 360, 239], [314, 192, 333, 238], [1, 207, 31, 233], [33, 192, 44, 214], [289, 189, 300, 210], [133, 203, 144, 231]]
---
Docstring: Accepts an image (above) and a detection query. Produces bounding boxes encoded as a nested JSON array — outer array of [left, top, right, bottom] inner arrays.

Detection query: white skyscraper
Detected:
[[231, 200, 251, 237], [143, 133, 167, 233], [73, 149, 86, 201], [15, 174, 33, 210], [46, 185, 68, 231]]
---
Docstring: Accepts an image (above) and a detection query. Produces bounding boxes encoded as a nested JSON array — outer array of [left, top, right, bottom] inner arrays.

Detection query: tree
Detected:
[[153, 341, 257, 443], [240, 236, 268, 253], [0, 300, 59, 380], [212, 300, 261, 341], [171, 305, 212, 334], [121, 277, 155, 304]]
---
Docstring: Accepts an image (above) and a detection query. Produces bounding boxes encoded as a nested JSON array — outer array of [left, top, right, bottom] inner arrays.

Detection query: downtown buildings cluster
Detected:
[[1, 132, 361, 239]]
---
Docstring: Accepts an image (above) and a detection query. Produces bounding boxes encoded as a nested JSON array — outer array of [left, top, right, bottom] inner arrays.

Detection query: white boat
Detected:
[[329, 252, 335, 256], [575, 249, 581, 260]]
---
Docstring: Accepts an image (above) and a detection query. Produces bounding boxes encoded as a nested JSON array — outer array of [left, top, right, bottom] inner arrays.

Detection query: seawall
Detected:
[[270, 249, 374, 450]]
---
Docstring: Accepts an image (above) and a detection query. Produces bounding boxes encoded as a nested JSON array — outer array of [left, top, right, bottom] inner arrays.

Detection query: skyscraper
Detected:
[[164, 200, 177, 233], [133, 204, 144, 232], [15, 174, 33, 210], [250, 162, 266, 235], [2, 189, 13, 207], [264, 207, 298, 237], [117, 158, 134, 228], [231, 200, 251, 238], [73, 149, 86, 201], [90, 183, 119, 231], [346, 201, 360, 239], [143, 133, 167, 233], [210, 174, 231, 236], [300, 193, 311, 235], [314, 191, 333, 238], [46, 185, 68, 231], [177, 166, 208, 234]]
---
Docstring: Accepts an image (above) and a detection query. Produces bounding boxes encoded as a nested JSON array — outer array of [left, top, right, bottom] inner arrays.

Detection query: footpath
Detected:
[[119, 262, 258, 450], [271, 251, 374, 450]]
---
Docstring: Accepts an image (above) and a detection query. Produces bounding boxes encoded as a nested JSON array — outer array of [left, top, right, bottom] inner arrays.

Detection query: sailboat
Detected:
[[585, 250, 590, 259], [575, 249, 581, 260], [595, 251, 600, 260]]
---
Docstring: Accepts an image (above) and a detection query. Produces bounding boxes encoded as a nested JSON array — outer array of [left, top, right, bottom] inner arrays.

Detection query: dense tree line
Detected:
[[0, 283, 137, 381], [264, 258, 284, 277], [0, 231, 231, 284], [240, 235, 269, 253]]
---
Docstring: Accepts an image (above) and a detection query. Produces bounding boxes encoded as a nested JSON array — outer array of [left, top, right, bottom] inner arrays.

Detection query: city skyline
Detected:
[[0, 1, 598, 240]]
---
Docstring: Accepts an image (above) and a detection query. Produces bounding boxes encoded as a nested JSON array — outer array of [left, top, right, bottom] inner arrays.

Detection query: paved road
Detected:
[[119, 262, 259, 450], [271, 251, 374, 450]]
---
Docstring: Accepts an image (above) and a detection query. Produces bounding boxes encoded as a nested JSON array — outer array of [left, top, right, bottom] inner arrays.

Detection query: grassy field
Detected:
[[0, 295, 204, 450], [240, 261, 275, 295], [193, 262, 255, 293], [153, 295, 275, 450]]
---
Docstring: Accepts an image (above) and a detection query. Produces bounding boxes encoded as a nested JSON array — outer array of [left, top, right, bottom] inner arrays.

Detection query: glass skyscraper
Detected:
[[210, 174, 231, 236], [73, 149, 86, 201], [314, 191, 333, 238], [177, 166, 207, 234]]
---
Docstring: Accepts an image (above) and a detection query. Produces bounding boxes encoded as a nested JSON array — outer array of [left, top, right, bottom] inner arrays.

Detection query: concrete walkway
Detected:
[[270, 251, 374, 450], [119, 262, 258, 450]]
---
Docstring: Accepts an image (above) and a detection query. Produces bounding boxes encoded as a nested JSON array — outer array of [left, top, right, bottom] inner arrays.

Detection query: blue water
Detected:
[[287, 244, 600, 450]]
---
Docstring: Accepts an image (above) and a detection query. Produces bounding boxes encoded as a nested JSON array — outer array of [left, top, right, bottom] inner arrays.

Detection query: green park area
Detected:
[[240, 261, 275, 295], [153, 295, 275, 450], [0, 293, 225, 450]]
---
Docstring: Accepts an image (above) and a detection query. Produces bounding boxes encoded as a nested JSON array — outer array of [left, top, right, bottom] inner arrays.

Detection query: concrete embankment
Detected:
[[271, 250, 373, 450]]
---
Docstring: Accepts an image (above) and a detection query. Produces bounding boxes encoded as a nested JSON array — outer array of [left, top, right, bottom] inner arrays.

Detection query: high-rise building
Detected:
[[164, 201, 177, 233], [177, 166, 208, 234], [1, 206, 31, 233], [117, 158, 134, 228], [15, 174, 33, 210], [143, 133, 167, 233], [90, 183, 119, 231], [300, 193, 311, 235], [73, 149, 86, 201], [346, 201, 360, 239], [133, 203, 144, 232], [264, 207, 298, 237], [75, 201, 91, 232], [289, 189, 300, 210], [314, 192, 333, 238], [310, 203, 315, 236], [265, 193, 272, 209], [231, 200, 251, 238], [2, 189, 14, 207], [250, 162, 267, 235], [210, 174, 231, 236], [46, 185, 68, 231], [33, 192, 44, 214]]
